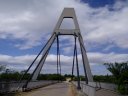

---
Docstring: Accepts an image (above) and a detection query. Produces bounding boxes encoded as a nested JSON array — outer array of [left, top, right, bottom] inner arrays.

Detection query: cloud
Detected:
[[88, 52, 128, 64], [0, 52, 127, 74], [0, 0, 127, 50], [84, 7, 128, 49]]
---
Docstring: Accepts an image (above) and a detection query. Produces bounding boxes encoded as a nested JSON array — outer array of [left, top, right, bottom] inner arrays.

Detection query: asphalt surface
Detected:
[[22, 82, 75, 96]]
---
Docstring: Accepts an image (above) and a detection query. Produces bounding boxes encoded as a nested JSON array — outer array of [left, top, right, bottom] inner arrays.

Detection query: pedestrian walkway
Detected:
[[18, 82, 76, 96], [96, 89, 119, 96], [15, 82, 121, 96]]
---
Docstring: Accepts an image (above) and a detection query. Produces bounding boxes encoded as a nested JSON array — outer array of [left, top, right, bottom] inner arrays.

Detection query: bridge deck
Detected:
[[15, 82, 120, 96], [18, 82, 76, 96], [96, 89, 119, 96]]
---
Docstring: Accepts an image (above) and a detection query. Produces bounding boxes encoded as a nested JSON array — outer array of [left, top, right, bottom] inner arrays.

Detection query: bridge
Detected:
[[0, 8, 120, 96]]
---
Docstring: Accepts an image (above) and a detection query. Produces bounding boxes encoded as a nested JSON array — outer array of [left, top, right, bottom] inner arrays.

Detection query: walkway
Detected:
[[96, 89, 119, 96], [18, 82, 77, 96], [15, 82, 121, 96]]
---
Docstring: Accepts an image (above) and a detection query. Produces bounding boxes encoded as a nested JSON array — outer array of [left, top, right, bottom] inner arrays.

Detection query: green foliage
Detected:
[[0, 70, 31, 81], [104, 62, 128, 95], [21, 73, 31, 80], [118, 84, 128, 95], [93, 75, 115, 83], [0, 72, 21, 81], [37, 74, 65, 80]]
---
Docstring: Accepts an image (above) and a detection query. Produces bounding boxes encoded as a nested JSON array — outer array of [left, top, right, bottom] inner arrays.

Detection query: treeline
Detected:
[[0, 72, 65, 81], [37, 74, 65, 80], [0, 72, 22, 81], [93, 75, 115, 83], [0, 71, 86, 81], [0, 71, 115, 82], [0, 69, 125, 83]]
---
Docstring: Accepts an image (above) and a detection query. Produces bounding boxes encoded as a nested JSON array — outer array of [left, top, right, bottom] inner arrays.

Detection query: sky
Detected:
[[0, 0, 128, 75]]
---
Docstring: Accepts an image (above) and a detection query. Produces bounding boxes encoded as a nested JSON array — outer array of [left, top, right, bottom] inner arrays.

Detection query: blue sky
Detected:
[[0, 0, 128, 75], [82, 0, 115, 7]]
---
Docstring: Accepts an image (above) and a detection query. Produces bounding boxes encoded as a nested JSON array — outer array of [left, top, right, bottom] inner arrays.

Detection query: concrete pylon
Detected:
[[31, 8, 93, 82]]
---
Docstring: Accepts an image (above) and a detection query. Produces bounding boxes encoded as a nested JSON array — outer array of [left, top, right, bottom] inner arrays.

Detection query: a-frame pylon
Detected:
[[23, 8, 93, 89]]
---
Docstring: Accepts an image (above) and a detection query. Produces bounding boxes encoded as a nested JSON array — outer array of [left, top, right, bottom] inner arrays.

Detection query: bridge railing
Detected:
[[72, 81, 117, 96], [25, 80, 57, 91], [0, 81, 21, 93], [80, 82, 96, 96], [72, 81, 96, 96], [0, 80, 58, 93], [88, 82, 117, 91]]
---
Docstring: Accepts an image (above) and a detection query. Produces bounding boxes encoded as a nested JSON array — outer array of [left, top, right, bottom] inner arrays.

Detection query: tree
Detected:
[[104, 62, 128, 94]]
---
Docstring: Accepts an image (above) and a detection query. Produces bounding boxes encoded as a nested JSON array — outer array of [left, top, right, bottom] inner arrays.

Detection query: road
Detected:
[[18, 82, 77, 96]]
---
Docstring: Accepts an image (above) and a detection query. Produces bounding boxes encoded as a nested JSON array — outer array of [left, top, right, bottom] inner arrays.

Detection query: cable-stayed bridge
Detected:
[[0, 8, 120, 96]]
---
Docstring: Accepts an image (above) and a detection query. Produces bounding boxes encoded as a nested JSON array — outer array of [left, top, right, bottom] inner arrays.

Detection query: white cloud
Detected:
[[79, 3, 128, 49], [87, 52, 128, 64], [0, 52, 127, 74], [0, 0, 128, 75], [0, 0, 127, 50]]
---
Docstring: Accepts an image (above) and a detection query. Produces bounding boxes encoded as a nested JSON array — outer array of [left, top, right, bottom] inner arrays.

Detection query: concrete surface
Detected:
[[17, 82, 77, 96], [96, 89, 119, 96]]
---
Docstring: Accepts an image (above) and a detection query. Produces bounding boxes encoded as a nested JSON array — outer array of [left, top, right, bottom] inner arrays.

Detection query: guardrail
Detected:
[[0, 80, 58, 93], [88, 82, 117, 91], [25, 80, 58, 91], [72, 81, 96, 96], [72, 81, 117, 96], [80, 82, 96, 96]]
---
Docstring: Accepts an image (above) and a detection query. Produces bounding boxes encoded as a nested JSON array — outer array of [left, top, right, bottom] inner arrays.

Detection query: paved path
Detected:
[[20, 82, 76, 96], [96, 89, 119, 96], [16, 83, 120, 96]]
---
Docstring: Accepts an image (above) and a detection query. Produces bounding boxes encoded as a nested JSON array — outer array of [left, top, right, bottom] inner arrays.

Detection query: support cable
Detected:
[[58, 49, 61, 75], [17, 33, 55, 90], [57, 36, 61, 75], [57, 35, 59, 77], [22, 33, 56, 90], [57, 35, 62, 82], [71, 36, 76, 80], [23, 43, 52, 90], [75, 36, 81, 89]]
